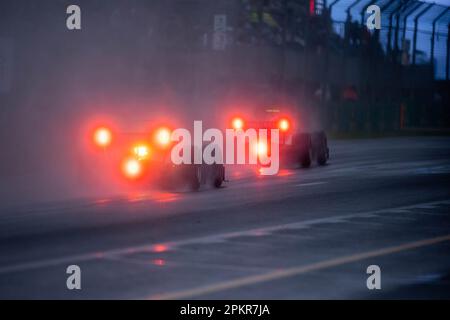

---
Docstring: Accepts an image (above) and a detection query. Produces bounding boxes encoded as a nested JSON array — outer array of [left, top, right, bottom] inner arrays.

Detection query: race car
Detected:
[[229, 109, 329, 169], [90, 125, 225, 191]]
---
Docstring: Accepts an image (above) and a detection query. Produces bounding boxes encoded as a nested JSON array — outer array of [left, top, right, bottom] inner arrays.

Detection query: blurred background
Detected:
[[0, 0, 449, 204]]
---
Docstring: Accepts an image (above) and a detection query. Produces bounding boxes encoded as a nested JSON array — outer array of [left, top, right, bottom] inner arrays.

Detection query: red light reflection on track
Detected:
[[93, 198, 111, 206], [125, 191, 179, 203], [277, 169, 294, 177], [94, 252, 105, 258], [152, 259, 166, 266], [257, 168, 293, 177], [126, 192, 150, 203], [250, 230, 268, 237], [151, 244, 169, 253], [154, 192, 179, 203]]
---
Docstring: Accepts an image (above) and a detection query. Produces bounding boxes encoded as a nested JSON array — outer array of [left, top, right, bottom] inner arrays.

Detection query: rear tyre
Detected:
[[300, 149, 312, 168], [213, 165, 224, 188], [317, 151, 327, 166], [315, 131, 328, 166], [296, 133, 312, 168], [213, 176, 223, 188], [190, 165, 201, 191]]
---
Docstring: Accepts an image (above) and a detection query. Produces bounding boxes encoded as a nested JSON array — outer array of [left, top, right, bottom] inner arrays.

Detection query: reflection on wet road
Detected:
[[0, 137, 450, 299]]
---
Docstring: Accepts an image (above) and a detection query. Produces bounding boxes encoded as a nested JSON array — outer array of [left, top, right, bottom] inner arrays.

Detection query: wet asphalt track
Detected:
[[0, 137, 450, 299]]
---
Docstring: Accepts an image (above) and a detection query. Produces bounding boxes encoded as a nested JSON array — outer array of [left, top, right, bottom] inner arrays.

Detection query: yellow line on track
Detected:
[[150, 234, 450, 300]]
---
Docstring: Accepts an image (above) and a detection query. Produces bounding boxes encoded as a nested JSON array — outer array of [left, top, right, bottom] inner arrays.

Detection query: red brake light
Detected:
[[278, 118, 290, 132], [255, 140, 268, 156], [133, 144, 151, 160], [122, 158, 142, 178], [155, 127, 171, 147], [94, 127, 112, 147], [232, 117, 244, 130]]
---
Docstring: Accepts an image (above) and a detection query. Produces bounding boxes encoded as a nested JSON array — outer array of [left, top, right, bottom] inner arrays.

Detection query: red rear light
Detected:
[[133, 144, 151, 160], [278, 118, 290, 132], [232, 117, 244, 130], [254, 140, 268, 157], [155, 127, 171, 147], [93, 127, 112, 147], [122, 158, 142, 179]]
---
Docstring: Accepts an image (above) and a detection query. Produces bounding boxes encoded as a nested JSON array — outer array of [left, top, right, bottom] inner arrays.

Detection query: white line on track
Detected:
[[0, 199, 449, 275], [294, 181, 328, 187]]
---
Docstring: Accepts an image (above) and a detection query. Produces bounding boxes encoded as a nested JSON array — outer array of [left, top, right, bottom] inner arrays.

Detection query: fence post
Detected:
[[430, 8, 449, 70], [394, 1, 415, 54], [387, 1, 407, 55], [447, 23, 450, 80], [412, 3, 433, 65], [360, 0, 377, 25], [401, 2, 422, 45], [346, 0, 364, 21], [378, 0, 397, 43], [328, 0, 342, 16]]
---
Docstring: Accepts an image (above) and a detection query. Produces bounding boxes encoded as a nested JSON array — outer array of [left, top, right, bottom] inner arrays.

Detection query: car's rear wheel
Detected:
[[190, 165, 202, 191], [296, 133, 312, 168], [213, 165, 224, 188], [314, 131, 328, 166], [317, 151, 327, 166], [300, 148, 312, 168]]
